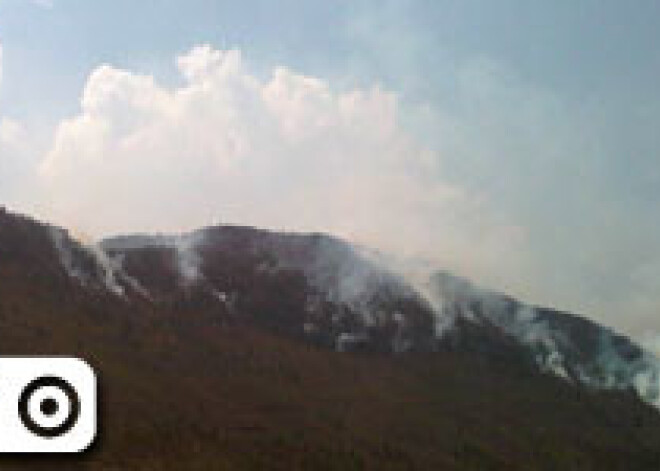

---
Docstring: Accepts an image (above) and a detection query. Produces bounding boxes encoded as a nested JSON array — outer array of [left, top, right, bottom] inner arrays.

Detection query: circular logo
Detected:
[[18, 376, 81, 438]]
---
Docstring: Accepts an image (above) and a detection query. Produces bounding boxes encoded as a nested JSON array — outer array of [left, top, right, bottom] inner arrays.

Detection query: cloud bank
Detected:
[[36, 45, 525, 284]]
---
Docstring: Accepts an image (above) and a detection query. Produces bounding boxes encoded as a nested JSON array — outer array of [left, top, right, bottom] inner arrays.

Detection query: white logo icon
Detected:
[[0, 357, 97, 453]]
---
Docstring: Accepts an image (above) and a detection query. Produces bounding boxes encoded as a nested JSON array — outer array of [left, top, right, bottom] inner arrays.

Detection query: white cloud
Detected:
[[37, 45, 526, 284]]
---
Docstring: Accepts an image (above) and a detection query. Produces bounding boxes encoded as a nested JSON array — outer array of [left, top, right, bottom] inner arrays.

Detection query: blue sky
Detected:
[[3, 1, 659, 116], [0, 0, 659, 346]]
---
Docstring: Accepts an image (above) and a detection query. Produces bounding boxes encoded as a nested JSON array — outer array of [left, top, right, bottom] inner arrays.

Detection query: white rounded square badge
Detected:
[[0, 357, 97, 453]]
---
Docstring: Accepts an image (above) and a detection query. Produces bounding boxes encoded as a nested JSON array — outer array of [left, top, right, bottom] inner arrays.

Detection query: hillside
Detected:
[[0, 207, 659, 470]]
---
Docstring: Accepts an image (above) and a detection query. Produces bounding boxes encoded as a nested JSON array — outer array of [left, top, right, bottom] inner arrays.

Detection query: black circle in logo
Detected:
[[40, 397, 59, 416], [18, 376, 81, 438]]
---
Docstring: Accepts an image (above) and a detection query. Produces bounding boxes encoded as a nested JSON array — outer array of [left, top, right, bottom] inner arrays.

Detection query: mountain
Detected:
[[0, 206, 659, 470], [100, 222, 660, 406]]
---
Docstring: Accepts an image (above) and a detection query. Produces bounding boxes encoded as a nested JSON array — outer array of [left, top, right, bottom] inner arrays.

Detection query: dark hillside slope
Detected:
[[0, 208, 659, 470]]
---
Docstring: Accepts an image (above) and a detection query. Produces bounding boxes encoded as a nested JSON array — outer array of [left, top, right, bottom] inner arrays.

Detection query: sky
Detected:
[[0, 0, 659, 349]]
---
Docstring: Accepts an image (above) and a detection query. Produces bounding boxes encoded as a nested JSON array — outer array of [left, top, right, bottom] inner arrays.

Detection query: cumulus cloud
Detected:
[[37, 45, 525, 283]]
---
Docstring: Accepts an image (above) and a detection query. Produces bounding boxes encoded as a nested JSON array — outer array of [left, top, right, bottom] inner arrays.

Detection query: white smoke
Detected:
[[87, 243, 125, 297], [48, 226, 142, 297], [49, 226, 87, 283], [401, 266, 660, 406], [100, 231, 205, 287], [49, 226, 123, 294], [590, 332, 660, 406], [296, 240, 660, 407], [172, 232, 204, 286], [642, 334, 660, 358]]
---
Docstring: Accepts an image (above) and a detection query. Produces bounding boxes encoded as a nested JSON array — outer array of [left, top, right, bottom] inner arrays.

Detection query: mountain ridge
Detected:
[[1, 206, 659, 470], [4, 206, 658, 407]]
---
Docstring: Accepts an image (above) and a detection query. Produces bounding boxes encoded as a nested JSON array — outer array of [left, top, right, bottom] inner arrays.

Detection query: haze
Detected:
[[0, 0, 659, 352]]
